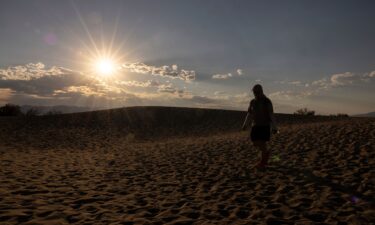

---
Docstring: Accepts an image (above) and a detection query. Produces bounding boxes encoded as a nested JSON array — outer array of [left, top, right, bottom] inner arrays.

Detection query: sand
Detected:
[[0, 109, 374, 224]]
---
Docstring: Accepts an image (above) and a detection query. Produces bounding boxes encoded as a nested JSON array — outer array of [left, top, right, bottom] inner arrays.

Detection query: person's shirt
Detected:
[[248, 95, 273, 126]]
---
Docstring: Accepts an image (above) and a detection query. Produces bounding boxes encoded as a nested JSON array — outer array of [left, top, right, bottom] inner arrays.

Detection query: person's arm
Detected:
[[242, 113, 250, 130], [242, 101, 253, 130], [268, 101, 278, 133]]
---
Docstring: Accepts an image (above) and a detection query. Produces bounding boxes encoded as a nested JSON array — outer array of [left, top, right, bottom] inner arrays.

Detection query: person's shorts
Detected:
[[250, 125, 270, 142]]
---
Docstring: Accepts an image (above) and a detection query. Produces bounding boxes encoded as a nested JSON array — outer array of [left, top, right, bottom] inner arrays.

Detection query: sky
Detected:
[[0, 0, 374, 115]]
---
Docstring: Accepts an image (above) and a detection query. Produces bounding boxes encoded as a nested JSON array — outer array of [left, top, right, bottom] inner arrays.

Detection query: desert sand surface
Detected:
[[0, 107, 374, 224]]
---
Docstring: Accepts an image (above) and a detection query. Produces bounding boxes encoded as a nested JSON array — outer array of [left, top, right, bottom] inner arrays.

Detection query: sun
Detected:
[[95, 58, 116, 76]]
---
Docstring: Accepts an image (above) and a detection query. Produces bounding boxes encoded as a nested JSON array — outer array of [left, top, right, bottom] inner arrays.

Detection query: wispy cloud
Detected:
[[0, 62, 200, 108], [311, 71, 374, 89], [212, 68, 244, 79], [157, 84, 190, 98], [0, 63, 94, 96], [0, 63, 75, 81], [116, 80, 161, 88], [270, 70, 375, 101], [288, 81, 302, 86], [330, 72, 356, 86], [121, 62, 196, 81], [212, 73, 232, 79], [214, 91, 227, 95], [269, 90, 312, 100]]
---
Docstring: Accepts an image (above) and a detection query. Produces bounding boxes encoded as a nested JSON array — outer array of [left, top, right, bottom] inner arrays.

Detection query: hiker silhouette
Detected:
[[242, 84, 278, 168]]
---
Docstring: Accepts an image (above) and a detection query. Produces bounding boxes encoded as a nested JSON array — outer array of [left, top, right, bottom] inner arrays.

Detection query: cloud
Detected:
[[0, 62, 147, 107], [121, 62, 195, 81], [311, 71, 374, 89], [276, 70, 375, 91], [189, 95, 218, 104], [269, 90, 312, 100], [361, 70, 375, 82], [53, 85, 105, 97], [214, 91, 227, 95], [0, 63, 94, 96], [0, 62, 200, 108], [212, 68, 244, 80], [179, 69, 196, 81], [0, 63, 73, 81], [157, 84, 176, 94], [288, 81, 302, 86], [269, 70, 375, 106], [186, 92, 252, 110], [311, 78, 329, 89], [330, 72, 356, 86], [116, 80, 161, 87], [212, 73, 232, 79], [157, 84, 188, 98]]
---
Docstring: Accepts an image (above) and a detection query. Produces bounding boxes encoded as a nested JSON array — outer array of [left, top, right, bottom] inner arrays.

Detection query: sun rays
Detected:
[[93, 57, 118, 76]]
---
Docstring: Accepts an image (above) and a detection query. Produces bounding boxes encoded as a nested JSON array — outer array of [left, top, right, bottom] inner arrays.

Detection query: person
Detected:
[[242, 84, 277, 168]]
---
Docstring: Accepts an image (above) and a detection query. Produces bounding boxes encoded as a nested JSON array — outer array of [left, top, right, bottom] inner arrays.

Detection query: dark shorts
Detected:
[[250, 125, 270, 142]]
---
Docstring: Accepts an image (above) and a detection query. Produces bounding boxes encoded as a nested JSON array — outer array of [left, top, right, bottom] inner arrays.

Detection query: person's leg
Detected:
[[259, 142, 270, 166], [255, 141, 270, 167]]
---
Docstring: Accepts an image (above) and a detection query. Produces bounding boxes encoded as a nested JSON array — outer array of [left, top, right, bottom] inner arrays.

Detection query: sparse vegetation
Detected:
[[0, 104, 23, 116], [329, 113, 349, 117], [0, 104, 64, 116], [25, 107, 41, 117], [294, 108, 315, 116]]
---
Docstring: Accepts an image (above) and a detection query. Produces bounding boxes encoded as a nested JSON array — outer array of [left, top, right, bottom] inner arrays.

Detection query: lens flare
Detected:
[[272, 155, 281, 162], [350, 195, 360, 204]]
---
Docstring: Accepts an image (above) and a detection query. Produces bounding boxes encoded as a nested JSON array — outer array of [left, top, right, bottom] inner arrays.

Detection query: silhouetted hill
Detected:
[[0, 106, 358, 148], [20, 105, 100, 115], [354, 112, 375, 117]]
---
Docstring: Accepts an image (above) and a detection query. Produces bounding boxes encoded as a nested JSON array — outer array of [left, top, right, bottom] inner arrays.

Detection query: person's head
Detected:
[[252, 84, 264, 99]]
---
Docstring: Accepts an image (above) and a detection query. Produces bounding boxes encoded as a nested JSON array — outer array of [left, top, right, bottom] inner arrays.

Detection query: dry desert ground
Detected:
[[0, 107, 374, 224]]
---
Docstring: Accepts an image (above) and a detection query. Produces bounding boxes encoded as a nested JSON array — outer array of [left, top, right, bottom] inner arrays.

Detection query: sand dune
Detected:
[[0, 107, 374, 224]]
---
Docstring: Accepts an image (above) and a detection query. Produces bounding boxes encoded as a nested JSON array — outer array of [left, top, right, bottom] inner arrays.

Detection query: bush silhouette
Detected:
[[0, 104, 23, 116], [25, 107, 41, 116], [294, 108, 315, 116]]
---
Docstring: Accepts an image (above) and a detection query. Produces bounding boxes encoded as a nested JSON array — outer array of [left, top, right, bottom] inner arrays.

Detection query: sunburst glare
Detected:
[[95, 58, 116, 76]]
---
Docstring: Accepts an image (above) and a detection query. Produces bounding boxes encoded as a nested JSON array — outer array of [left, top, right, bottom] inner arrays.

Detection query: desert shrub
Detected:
[[25, 108, 41, 116], [329, 113, 349, 117], [0, 104, 23, 116], [294, 108, 315, 116]]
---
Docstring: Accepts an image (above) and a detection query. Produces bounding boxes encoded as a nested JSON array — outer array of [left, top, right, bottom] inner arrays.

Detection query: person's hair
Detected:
[[252, 84, 263, 93]]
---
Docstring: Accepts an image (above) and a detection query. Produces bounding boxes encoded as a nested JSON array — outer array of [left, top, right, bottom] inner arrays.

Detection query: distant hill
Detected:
[[20, 105, 101, 115], [0, 106, 358, 149], [353, 112, 375, 117]]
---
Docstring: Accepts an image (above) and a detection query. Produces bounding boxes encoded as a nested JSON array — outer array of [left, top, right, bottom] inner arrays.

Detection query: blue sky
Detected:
[[0, 0, 374, 114]]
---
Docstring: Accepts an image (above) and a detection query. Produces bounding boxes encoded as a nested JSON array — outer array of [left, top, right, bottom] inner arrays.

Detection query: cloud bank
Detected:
[[0, 63, 75, 81], [1, 62, 373, 114], [121, 62, 196, 81]]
